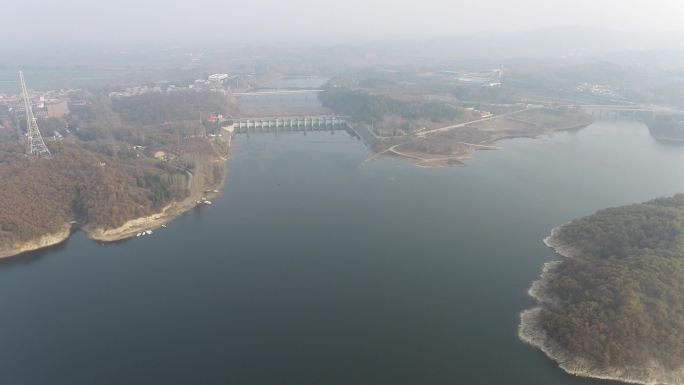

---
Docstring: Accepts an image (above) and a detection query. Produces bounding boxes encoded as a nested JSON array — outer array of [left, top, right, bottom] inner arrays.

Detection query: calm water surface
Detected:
[[237, 76, 327, 108], [1, 120, 684, 385]]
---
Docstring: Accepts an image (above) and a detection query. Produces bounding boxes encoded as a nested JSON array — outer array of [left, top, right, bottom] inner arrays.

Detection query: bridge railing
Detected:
[[228, 115, 348, 133]]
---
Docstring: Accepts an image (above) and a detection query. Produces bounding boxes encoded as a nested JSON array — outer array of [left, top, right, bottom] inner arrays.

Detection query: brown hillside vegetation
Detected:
[[541, 194, 684, 370], [0, 90, 230, 251], [0, 144, 188, 247]]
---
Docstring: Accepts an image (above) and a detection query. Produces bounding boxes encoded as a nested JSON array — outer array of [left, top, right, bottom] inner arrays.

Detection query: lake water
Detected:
[[264, 76, 330, 89], [2, 120, 684, 385], [236, 92, 323, 108], [237, 76, 327, 109]]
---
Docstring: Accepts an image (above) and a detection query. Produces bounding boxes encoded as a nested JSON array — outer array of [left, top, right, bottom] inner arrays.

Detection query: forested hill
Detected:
[[0, 90, 229, 252], [319, 87, 466, 125], [541, 194, 684, 370], [0, 145, 184, 246]]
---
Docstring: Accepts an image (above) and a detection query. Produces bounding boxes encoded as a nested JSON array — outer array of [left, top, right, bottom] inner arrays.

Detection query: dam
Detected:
[[228, 116, 347, 133]]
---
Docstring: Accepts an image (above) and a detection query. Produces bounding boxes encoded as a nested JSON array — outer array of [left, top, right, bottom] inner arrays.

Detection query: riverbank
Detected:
[[519, 225, 684, 385], [0, 224, 72, 259], [86, 188, 222, 243], [372, 115, 593, 168], [0, 137, 231, 258], [0, 187, 223, 258], [86, 203, 181, 242], [85, 144, 229, 242]]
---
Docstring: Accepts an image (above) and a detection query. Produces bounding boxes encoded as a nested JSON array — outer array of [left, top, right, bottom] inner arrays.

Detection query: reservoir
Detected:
[[2, 120, 684, 385]]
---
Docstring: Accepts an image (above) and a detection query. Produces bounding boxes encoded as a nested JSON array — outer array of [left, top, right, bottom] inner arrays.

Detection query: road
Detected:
[[347, 123, 376, 148], [415, 108, 532, 137]]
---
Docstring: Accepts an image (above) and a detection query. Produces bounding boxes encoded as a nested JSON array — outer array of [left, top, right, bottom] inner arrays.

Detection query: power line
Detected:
[[18, 71, 51, 159]]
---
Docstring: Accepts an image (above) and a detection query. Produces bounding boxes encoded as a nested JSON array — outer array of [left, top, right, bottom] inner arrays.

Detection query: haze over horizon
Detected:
[[8, 0, 684, 45]]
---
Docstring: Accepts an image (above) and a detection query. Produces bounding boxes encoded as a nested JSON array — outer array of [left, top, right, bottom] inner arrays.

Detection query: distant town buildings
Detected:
[[575, 83, 624, 101], [0, 87, 80, 119], [108, 73, 239, 99]]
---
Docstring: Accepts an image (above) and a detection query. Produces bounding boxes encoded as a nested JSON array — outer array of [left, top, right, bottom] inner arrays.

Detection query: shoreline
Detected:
[[85, 187, 222, 243], [381, 118, 593, 169], [519, 224, 684, 385], [0, 190, 220, 259], [0, 225, 72, 259], [0, 138, 231, 258]]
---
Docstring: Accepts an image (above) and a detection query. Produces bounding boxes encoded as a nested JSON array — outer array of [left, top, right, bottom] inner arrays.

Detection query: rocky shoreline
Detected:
[[0, 137, 231, 259], [0, 225, 72, 259], [0, 189, 221, 259], [519, 224, 684, 385], [87, 187, 221, 243], [86, 204, 175, 242]]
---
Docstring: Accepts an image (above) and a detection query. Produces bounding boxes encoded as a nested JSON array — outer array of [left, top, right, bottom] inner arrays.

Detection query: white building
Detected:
[[208, 74, 229, 83]]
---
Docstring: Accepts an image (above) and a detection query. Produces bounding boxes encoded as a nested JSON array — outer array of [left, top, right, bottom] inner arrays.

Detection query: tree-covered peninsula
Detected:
[[520, 194, 684, 385]]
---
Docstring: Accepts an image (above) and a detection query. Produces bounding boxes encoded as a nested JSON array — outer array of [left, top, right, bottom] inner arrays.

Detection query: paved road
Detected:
[[347, 123, 377, 148]]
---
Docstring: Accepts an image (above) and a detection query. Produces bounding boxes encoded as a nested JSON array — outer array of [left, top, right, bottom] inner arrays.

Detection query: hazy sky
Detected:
[[11, 0, 684, 44]]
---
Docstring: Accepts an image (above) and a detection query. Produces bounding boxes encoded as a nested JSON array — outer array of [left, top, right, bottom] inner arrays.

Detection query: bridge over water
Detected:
[[542, 104, 653, 121], [570, 104, 684, 120], [229, 115, 346, 133]]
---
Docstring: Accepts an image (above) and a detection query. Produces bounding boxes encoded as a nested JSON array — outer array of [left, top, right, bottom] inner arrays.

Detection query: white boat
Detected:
[[146, 230, 153, 235], [161, 224, 167, 228], [203, 200, 212, 205], [136, 232, 142, 237]]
